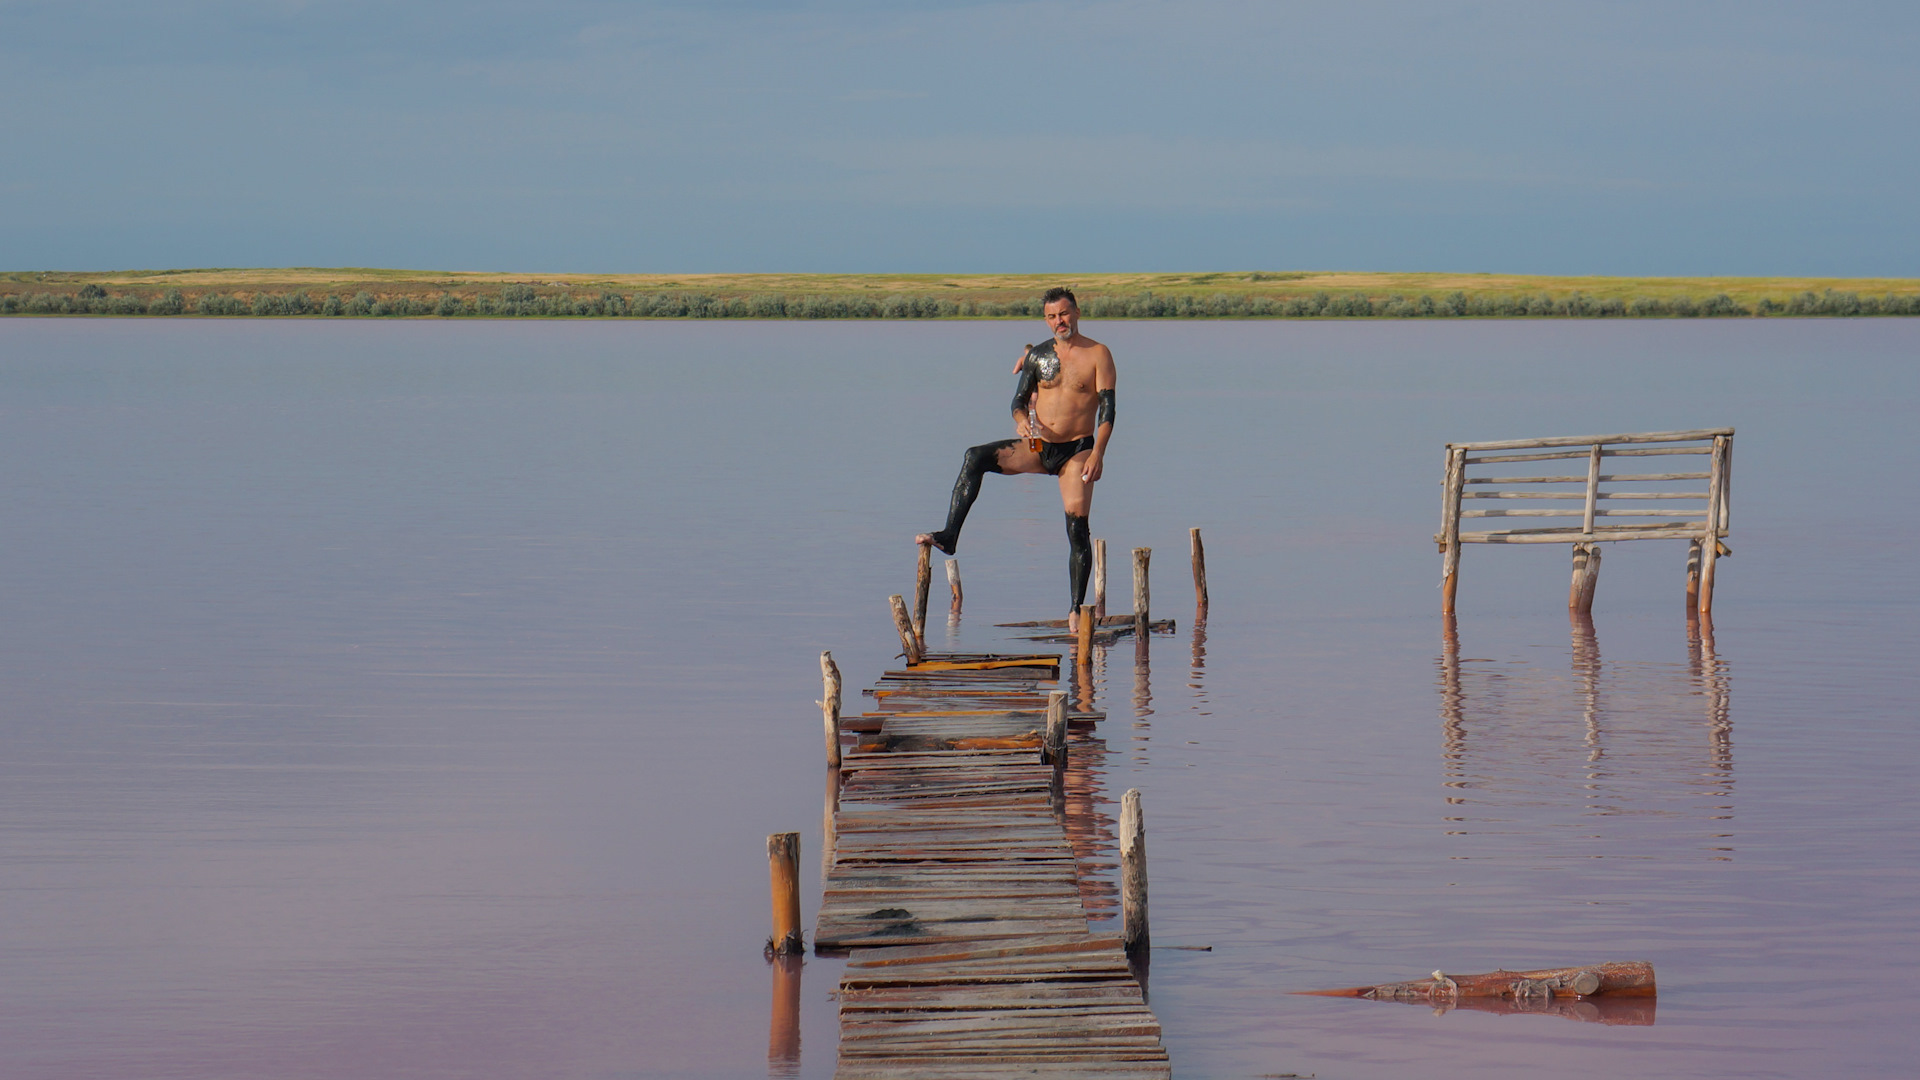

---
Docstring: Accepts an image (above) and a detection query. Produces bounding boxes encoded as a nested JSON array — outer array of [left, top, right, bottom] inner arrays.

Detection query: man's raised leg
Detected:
[[917, 439, 1020, 555]]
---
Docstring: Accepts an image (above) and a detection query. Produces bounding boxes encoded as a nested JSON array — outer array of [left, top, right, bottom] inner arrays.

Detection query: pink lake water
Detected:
[[1, 317, 1915, 1078]]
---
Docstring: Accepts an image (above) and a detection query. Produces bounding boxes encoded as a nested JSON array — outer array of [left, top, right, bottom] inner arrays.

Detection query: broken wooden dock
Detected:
[[818, 651, 1170, 1078]]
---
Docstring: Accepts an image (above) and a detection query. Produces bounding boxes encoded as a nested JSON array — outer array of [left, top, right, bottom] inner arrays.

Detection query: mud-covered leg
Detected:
[[1066, 512, 1092, 610], [918, 439, 1018, 554], [1058, 448, 1097, 620]]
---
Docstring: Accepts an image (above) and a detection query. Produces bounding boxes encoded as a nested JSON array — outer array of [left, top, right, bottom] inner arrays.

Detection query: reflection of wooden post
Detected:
[[1190, 527, 1209, 620], [913, 542, 931, 643], [1441, 447, 1465, 615], [945, 558, 962, 614], [819, 651, 842, 769], [1093, 539, 1108, 618], [767, 953, 802, 1073], [1044, 690, 1068, 768], [1075, 604, 1094, 668], [767, 832, 803, 955], [1131, 548, 1151, 640], [1698, 435, 1727, 615], [1121, 789, 1148, 956], [1569, 544, 1601, 613], [888, 595, 922, 665], [1685, 539, 1702, 609]]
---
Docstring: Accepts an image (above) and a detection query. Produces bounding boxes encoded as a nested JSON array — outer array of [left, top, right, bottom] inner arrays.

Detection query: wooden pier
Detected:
[[817, 651, 1170, 1078]]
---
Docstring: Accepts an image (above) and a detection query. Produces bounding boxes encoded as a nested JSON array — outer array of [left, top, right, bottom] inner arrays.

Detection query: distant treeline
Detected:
[[5, 283, 1919, 319]]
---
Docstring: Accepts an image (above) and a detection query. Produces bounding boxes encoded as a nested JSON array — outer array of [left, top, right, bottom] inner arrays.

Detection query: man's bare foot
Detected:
[[916, 531, 956, 555]]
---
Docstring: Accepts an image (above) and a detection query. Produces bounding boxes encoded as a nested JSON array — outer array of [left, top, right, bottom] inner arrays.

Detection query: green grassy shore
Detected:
[[5, 269, 1919, 318]]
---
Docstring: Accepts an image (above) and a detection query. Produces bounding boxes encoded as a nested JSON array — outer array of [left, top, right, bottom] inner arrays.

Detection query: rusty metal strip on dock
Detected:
[[818, 651, 1168, 1078]]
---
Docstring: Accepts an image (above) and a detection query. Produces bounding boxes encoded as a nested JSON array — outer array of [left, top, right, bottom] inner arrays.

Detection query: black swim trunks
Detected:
[[1038, 437, 1096, 476]]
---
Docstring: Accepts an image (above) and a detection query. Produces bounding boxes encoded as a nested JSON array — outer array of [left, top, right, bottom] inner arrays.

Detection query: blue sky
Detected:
[[3, 0, 1916, 274]]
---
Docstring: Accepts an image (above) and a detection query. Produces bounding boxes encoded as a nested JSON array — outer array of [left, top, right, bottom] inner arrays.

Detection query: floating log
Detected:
[[767, 832, 804, 955], [821, 650, 843, 769], [997, 615, 1160, 629], [1299, 960, 1655, 1002], [1120, 789, 1148, 956], [946, 558, 963, 614], [1189, 527, 1208, 620], [889, 594, 923, 665]]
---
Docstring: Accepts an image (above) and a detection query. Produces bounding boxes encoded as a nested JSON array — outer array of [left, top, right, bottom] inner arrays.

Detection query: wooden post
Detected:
[[1044, 689, 1068, 767], [1581, 443, 1603, 537], [1698, 436, 1727, 615], [945, 558, 962, 614], [1075, 603, 1094, 667], [1190, 527, 1209, 620], [913, 542, 931, 643], [1685, 539, 1702, 609], [1131, 547, 1151, 641], [819, 651, 842, 769], [1569, 544, 1601, 614], [1093, 539, 1108, 618], [888, 594, 922, 665], [1441, 447, 1465, 615], [766, 832, 803, 955], [1120, 788, 1148, 956]]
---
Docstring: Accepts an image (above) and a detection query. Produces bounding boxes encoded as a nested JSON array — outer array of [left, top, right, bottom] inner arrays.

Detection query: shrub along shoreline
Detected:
[[3, 283, 1917, 319]]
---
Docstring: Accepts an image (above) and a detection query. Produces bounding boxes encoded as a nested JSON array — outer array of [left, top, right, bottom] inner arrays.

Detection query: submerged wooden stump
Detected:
[[1300, 960, 1655, 1003]]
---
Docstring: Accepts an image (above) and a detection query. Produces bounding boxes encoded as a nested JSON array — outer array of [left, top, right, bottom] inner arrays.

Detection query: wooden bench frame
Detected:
[[1437, 428, 1733, 616]]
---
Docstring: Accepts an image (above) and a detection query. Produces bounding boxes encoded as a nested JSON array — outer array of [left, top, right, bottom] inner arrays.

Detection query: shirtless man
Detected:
[[915, 287, 1117, 627]]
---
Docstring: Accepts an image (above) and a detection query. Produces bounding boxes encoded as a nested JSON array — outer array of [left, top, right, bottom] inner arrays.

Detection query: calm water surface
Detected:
[[1, 318, 1915, 1078]]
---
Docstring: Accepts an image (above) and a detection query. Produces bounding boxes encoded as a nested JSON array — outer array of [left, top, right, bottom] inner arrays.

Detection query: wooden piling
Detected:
[[1685, 539, 1702, 608], [1569, 544, 1601, 614], [1190, 527, 1209, 620], [1441, 447, 1465, 615], [1132, 547, 1151, 641], [819, 650, 843, 769], [888, 594, 923, 665], [1098, 534, 1113, 614], [945, 557, 962, 614], [1121, 788, 1148, 956], [913, 542, 932, 643], [1698, 435, 1728, 615], [767, 832, 803, 956], [1044, 689, 1068, 767]]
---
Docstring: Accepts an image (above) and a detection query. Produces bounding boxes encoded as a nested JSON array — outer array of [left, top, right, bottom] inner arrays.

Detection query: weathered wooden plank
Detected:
[[1450, 427, 1731, 451]]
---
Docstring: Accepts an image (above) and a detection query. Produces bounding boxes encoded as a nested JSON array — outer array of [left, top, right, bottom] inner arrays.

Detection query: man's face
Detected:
[[1044, 300, 1079, 341]]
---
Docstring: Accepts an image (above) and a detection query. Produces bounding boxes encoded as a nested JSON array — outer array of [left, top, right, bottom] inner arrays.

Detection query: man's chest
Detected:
[[1039, 351, 1097, 393]]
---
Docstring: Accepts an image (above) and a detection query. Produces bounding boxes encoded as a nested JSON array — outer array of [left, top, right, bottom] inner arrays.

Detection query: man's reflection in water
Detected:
[[1058, 644, 1118, 926], [766, 954, 802, 1078], [1436, 611, 1734, 855]]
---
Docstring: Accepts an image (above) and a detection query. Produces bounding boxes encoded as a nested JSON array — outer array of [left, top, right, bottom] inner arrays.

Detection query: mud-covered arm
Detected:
[[1081, 349, 1117, 482], [1010, 352, 1039, 431]]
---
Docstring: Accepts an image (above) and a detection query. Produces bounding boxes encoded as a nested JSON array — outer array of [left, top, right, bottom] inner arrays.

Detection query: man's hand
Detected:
[[1081, 451, 1104, 483]]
